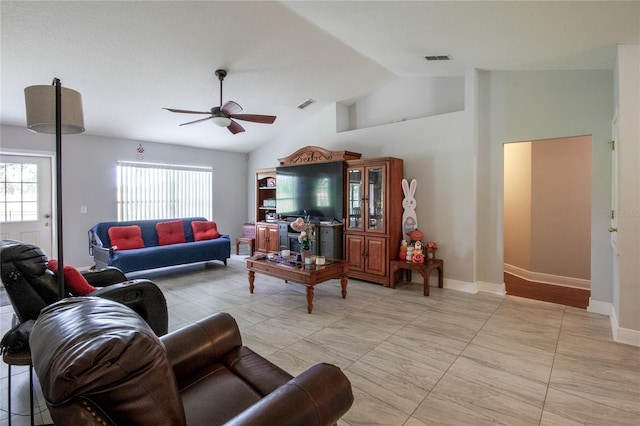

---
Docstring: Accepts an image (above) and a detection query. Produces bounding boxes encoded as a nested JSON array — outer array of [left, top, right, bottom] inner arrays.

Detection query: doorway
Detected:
[[503, 136, 592, 308], [0, 154, 54, 255]]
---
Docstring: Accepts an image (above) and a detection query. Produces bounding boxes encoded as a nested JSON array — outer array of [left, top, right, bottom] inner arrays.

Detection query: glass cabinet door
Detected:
[[366, 166, 385, 232], [347, 168, 363, 230]]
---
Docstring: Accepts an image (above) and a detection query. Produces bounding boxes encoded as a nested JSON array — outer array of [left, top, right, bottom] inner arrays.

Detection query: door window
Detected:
[[0, 161, 39, 222]]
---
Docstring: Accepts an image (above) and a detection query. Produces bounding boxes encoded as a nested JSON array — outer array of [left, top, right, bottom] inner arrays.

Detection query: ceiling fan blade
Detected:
[[164, 108, 211, 115], [230, 114, 276, 124], [179, 116, 212, 126], [221, 101, 243, 115], [227, 119, 245, 134]]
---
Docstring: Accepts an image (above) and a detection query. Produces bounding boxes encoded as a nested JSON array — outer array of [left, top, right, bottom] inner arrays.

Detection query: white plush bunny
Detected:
[[401, 178, 417, 241]]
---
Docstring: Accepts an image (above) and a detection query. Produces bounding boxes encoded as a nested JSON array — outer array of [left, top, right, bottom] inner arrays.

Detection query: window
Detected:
[[117, 161, 212, 221], [0, 161, 38, 222]]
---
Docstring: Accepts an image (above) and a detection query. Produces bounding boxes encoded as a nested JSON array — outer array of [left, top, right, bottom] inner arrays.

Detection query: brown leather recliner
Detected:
[[30, 297, 354, 426], [0, 240, 168, 335]]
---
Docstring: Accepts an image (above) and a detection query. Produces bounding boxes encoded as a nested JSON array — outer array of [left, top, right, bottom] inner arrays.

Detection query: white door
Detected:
[[0, 154, 53, 255]]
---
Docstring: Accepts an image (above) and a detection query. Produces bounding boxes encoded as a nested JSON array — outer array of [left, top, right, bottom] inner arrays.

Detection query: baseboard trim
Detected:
[[504, 272, 589, 308], [587, 298, 612, 316], [444, 278, 477, 294], [616, 327, 640, 347], [504, 263, 590, 290], [590, 299, 640, 347], [477, 280, 506, 295], [441, 279, 505, 296]]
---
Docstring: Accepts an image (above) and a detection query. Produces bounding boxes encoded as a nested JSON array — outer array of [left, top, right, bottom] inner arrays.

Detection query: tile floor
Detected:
[[1, 253, 639, 425]]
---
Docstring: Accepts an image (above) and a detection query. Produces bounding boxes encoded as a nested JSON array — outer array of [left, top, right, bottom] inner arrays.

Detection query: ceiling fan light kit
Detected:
[[164, 69, 276, 135], [212, 116, 232, 127]]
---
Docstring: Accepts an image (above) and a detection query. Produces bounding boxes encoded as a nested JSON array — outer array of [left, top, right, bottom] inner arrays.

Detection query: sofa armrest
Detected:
[[91, 245, 112, 270], [82, 267, 127, 287], [162, 312, 242, 379], [90, 279, 168, 336], [224, 363, 354, 426]]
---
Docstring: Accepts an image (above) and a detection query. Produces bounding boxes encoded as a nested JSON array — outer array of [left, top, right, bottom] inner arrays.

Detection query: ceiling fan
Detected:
[[164, 69, 276, 134]]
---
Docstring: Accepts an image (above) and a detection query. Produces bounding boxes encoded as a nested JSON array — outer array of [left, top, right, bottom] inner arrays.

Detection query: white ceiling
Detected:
[[1, 1, 638, 153]]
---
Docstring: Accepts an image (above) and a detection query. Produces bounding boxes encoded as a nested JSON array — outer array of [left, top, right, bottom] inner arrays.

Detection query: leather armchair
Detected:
[[0, 240, 168, 336], [30, 297, 354, 426]]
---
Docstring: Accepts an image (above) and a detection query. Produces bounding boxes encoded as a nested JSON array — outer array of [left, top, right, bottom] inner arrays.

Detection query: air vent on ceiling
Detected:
[[297, 99, 316, 109], [425, 55, 452, 61]]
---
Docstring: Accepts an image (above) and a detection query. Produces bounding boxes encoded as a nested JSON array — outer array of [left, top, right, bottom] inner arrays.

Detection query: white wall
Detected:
[[477, 70, 614, 303], [0, 124, 248, 267], [249, 81, 476, 284], [347, 76, 465, 130], [4, 66, 633, 333], [614, 44, 640, 335], [250, 70, 617, 305]]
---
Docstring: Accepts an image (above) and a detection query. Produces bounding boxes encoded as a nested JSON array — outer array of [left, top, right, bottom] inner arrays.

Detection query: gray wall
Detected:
[[614, 45, 640, 334], [249, 101, 475, 285], [249, 70, 615, 305], [479, 70, 613, 303], [2, 67, 629, 331], [0, 124, 248, 268]]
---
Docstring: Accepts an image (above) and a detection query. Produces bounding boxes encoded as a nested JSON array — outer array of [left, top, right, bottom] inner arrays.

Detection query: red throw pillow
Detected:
[[47, 259, 97, 296], [191, 221, 220, 241], [108, 225, 145, 250], [156, 220, 186, 246]]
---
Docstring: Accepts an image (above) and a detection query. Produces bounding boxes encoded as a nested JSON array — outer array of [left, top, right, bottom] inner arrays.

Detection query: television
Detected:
[[276, 161, 344, 222]]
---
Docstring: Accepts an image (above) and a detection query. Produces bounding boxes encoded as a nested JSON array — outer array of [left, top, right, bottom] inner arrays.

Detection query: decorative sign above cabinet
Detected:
[[278, 146, 362, 166]]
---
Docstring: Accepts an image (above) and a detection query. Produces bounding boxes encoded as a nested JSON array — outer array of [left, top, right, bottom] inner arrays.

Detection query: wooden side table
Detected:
[[236, 237, 255, 256], [390, 259, 444, 296], [236, 223, 256, 255]]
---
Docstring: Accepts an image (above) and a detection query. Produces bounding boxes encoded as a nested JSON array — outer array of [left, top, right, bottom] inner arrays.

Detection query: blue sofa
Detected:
[[89, 217, 230, 273]]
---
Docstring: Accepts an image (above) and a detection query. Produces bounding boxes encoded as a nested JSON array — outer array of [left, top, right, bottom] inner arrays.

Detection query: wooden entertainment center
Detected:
[[253, 146, 404, 287]]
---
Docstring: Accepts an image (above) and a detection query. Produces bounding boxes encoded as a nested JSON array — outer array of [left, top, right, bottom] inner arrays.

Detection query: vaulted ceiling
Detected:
[[1, 1, 638, 153]]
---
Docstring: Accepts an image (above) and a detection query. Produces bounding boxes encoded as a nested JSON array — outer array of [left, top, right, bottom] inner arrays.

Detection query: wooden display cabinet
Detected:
[[345, 233, 387, 278], [345, 157, 404, 286], [253, 148, 402, 286], [255, 168, 277, 223], [255, 222, 279, 253], [254, 168, 278, 253]]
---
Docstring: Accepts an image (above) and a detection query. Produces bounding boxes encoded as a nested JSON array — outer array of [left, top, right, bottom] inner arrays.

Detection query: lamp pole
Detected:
[[54, 77, 65, 300], [25, 78, 84, 299]]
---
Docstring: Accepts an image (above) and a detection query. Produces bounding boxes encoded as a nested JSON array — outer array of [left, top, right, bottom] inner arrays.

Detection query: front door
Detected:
[[0, 154, 53, 255]]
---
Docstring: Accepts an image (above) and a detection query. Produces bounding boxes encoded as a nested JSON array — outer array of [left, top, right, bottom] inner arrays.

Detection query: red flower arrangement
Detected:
[[426, 241, 438, 260]]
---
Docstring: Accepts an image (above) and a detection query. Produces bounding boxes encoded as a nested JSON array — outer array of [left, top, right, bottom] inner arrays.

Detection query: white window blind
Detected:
[[117, 161, 212, 221]]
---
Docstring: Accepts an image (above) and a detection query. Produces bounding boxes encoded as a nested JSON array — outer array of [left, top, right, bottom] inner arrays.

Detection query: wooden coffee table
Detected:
[[246, 255, 348, 313]]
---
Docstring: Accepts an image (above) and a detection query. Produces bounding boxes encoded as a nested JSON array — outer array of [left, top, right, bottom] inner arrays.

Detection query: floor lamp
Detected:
[[24, 78, 84, 299]]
